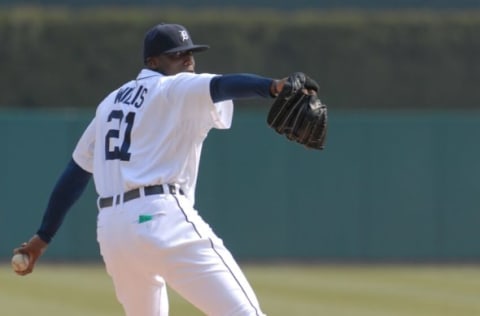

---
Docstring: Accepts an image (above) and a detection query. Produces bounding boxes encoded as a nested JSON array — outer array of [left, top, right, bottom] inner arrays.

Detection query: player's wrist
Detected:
[[270, 78, 287, 97], [31, 234, 49, 247], [35, 230, 52, 244], [269, 80, 280, 97]]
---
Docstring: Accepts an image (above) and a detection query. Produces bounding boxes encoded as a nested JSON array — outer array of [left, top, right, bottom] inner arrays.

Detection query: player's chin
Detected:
[[181, 64, 195, 73]]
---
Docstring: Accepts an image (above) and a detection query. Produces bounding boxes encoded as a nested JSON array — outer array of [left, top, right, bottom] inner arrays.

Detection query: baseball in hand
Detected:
[[11, 253, 29, 272]]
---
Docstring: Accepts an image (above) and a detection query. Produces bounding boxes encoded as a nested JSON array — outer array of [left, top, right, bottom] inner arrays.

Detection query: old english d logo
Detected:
[[179, 30, 189, 42]]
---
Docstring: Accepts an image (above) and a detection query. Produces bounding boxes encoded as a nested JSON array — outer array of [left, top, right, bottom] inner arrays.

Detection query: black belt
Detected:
[[98, 184, 184, 209]]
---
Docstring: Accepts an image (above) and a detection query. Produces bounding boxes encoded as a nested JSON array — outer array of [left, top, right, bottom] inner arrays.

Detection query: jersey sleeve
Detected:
[[211, 100, 233, 129], [72, 117, 96, 173], [166, 73, 233, 130]]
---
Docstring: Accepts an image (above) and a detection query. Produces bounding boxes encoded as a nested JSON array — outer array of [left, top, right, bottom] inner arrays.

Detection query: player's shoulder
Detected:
[[171, 72, 216, 80], [164, 72, 217, 88], [105, 80, 136, 102], [94, 79, 135, 112]]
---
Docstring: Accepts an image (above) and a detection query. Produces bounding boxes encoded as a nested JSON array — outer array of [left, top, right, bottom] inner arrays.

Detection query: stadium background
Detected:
[[1, 1, 480, 263]]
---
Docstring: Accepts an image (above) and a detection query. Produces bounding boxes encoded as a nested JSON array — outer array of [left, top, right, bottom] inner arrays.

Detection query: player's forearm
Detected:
[[210, 73, 276, 102], [36, 159, 92, 243]]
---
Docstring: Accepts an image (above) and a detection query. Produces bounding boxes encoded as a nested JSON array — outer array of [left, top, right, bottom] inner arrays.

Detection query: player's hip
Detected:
[[96, 193, 218, 250]]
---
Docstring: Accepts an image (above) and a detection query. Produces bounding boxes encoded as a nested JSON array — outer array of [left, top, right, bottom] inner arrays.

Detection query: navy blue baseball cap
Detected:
[[143, 23, 209, 61]]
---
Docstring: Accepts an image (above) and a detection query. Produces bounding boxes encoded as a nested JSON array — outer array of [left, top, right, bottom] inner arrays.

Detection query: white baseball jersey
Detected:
[[73, 69, 233, 203]]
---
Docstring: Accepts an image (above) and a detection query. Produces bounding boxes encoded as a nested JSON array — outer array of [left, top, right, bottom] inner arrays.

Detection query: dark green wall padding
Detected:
[[2, 109, 480, 262]]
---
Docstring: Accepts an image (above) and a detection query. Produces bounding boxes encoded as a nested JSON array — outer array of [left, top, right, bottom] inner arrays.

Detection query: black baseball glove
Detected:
[[267, 72, 328, 150]]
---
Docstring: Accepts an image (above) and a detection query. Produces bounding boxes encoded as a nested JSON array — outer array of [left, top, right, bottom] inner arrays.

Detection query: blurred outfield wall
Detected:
[[1, 109, 480, 262]]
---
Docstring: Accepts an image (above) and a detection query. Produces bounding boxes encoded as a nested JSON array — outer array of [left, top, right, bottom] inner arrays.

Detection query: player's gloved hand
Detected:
[[13, 234, 48, 276], [267, 72, 328, 150], [270, 74, 319, 96], [304, 75, 320, 92]]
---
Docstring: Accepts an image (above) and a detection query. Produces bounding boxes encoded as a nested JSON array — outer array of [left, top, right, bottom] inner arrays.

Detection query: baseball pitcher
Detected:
[[13, 23, 327, 316]]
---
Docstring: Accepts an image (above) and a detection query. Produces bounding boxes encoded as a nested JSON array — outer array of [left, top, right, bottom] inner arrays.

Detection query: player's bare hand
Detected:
[[270, 78, 288, 97], [13, 235, 48, 276]]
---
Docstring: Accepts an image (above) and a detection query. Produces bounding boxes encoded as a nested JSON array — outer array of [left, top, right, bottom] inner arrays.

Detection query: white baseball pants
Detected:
[[96, 189, 265, 316]]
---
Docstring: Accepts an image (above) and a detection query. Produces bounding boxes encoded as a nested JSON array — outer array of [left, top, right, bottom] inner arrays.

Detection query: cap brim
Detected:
[[164, 44, 209, 54]]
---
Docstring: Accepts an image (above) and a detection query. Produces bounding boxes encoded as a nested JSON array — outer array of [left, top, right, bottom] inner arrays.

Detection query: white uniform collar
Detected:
[[137, 68, 163, 80]]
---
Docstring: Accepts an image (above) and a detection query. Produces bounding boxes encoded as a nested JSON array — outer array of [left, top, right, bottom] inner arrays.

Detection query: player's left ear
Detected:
[[145, 56, 160, 69]]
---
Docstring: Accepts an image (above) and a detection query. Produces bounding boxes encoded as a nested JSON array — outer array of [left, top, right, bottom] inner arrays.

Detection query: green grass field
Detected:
[[1, 263, 480, 315]]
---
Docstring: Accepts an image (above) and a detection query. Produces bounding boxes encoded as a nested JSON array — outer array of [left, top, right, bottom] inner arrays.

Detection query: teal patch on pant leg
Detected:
[[138, 215, 153, 223]]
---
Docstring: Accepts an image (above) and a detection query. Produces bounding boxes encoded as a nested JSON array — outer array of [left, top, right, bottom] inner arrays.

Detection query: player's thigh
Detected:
[[97, 205, 170, 316], [110, 266, 169, 316], [165, 240, 264, 316]]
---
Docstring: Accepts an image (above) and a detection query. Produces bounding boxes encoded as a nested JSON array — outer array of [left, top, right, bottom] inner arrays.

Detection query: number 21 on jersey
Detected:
[[105, 110, 135, 161]]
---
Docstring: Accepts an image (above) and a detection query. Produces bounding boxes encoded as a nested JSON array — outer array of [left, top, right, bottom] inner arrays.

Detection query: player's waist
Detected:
[[97, 184, 184, 209]]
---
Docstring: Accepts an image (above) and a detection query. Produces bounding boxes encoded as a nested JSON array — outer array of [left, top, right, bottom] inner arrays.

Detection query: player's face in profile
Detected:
[[158, 50, 195, 75]]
